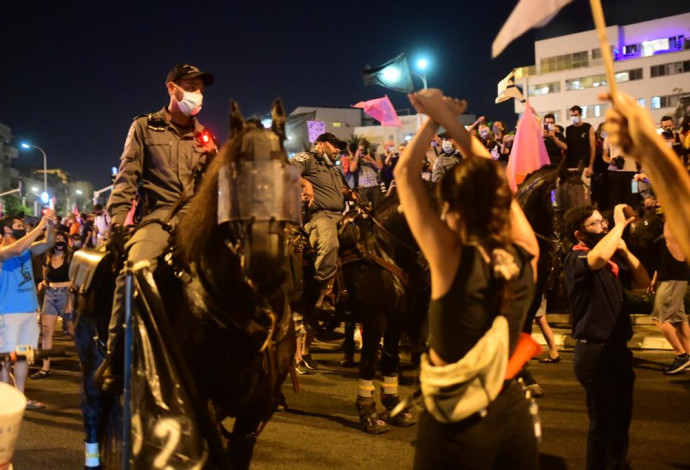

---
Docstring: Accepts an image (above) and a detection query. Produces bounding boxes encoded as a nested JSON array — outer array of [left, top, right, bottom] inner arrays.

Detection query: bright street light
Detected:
[[19, 142, 48, 195], [414, 58, 430, 89], [76, 189, 83, 195], [31, 186, 39, 193]]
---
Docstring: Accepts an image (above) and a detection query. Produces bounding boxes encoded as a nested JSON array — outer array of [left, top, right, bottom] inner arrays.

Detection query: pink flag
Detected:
[[73, 204, 80, 215], [505, 103, 550, 193], [352, 96, 402, 127]]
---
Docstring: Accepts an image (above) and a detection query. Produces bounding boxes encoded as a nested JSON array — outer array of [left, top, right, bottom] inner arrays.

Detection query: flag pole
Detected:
[[588, 0, 617, 99]]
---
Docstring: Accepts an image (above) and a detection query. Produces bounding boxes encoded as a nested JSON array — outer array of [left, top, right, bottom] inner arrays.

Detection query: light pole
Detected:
[[20, 143, 48, 195], [415, 58, 429, 89]]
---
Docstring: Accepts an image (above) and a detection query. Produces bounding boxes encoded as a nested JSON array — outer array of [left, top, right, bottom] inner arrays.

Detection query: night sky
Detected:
[[1, 0, 688, 189]]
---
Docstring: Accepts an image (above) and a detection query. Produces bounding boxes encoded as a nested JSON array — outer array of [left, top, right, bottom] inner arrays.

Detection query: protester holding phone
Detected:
[[542, 113, 567, 165]]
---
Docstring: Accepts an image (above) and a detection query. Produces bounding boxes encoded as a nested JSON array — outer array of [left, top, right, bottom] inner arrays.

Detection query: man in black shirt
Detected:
[[563, 204, 650, 470], [542, 113, 567, 165], [565, 105, 596, 175]]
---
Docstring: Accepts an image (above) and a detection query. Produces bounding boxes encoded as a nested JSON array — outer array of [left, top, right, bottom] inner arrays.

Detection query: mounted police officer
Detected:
[[96, 64, 217, 394], [292, 133, 352, 313]]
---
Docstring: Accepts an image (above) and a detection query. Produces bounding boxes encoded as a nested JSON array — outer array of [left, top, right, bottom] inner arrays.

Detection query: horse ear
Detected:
[[271, 98, 287, 143], [557, 157, 569, 181], [229, 99, 245, 138]]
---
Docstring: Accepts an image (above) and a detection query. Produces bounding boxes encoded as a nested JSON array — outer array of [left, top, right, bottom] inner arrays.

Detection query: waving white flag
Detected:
[[492, 0, 574, 58]]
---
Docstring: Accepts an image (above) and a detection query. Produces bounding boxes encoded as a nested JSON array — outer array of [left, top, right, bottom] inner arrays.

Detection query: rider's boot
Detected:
[[93, 335, 124, 396], [356, 381, 390, 434], [379, 375, 417, 427]]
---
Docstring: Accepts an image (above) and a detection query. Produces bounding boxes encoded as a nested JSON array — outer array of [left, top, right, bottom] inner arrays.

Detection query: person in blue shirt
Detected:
[[0, 209, 57, 409]]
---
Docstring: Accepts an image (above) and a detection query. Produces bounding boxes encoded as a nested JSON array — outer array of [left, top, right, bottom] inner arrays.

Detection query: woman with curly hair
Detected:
[[394, 89, 540, 469]]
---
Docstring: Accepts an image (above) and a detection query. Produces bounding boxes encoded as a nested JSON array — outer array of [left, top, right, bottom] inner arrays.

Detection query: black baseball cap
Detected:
[[166, 64, 214, 87], [315, 132, 346, 150]]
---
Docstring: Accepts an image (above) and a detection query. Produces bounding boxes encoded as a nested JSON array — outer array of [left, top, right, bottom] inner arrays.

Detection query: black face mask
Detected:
[[580, 231, 606, 248], [55, 241, 66, 250], [11, 229, 26, 240]]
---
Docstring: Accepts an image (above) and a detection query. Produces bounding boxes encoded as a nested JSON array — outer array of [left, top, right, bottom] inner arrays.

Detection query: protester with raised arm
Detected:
[[0, 209, 57, 409], [394, 89, 539, 469]]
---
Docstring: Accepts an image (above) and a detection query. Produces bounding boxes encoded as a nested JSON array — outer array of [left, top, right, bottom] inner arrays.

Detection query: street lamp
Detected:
[[20, 143, 48, 195], [415, 58, 429, 89]]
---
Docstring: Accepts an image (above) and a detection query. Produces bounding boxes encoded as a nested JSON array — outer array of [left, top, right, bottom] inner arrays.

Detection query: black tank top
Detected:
[[45, 255, 70, 283], [565, 122, 593, 169], [428, 244, 534, 364], [658, 241, 689, 282]]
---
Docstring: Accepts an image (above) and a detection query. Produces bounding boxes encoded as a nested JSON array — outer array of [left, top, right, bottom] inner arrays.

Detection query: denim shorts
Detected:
[[42, 286, 70, 317]]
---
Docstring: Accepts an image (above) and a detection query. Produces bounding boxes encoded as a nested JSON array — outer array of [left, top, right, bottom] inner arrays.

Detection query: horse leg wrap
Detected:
[[357, 379, 375, 398], [381, 375, 399, 399], [84, 441, 100, 468]]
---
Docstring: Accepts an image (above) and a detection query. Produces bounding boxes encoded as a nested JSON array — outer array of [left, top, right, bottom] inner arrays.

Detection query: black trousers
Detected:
[[573, 341, 634, 470], [414, 382, 538, 469]]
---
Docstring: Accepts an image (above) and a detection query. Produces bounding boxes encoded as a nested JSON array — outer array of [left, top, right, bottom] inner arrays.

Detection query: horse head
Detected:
[[555, 159, 591, 214], [177, 99, 301, 293]]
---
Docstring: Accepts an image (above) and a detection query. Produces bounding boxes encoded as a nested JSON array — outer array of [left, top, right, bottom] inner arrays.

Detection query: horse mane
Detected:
[[176, 133, 243, 266]]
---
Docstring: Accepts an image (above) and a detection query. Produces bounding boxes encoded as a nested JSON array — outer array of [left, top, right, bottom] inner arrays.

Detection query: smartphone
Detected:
[[631, 180, 639, 194], [544, 124, 549, 131]]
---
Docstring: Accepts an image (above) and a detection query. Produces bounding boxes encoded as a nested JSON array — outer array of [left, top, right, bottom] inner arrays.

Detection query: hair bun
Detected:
[[491, 248, 519, 281]]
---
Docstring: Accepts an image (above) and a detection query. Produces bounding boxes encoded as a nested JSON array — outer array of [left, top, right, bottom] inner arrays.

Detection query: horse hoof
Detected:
[[380, 408, 417, 427], [360, 413, 390, 434]]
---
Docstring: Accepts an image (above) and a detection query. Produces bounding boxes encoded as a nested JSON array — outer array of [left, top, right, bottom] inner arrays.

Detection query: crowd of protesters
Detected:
[[1, 62, 690, 470]]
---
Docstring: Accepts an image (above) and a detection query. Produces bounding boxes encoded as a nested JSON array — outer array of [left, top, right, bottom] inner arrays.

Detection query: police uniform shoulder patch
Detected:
[[294, 152, 312, 162], [146, 113, 167, 132]]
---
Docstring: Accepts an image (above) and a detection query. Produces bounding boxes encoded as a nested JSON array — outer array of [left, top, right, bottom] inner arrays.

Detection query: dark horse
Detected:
[[75, 99, 298, 469], [516, 160, 591, 317], [292, 182, 430, 433]]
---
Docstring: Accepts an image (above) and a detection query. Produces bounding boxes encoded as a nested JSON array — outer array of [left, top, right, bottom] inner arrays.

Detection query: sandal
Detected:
[[30, 369, 51, 380], [539, 356, 561, 364], [26, 399, 45, 410]]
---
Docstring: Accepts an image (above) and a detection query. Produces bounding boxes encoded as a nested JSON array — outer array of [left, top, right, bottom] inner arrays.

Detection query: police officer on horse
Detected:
[[96, 64, 217, 394]]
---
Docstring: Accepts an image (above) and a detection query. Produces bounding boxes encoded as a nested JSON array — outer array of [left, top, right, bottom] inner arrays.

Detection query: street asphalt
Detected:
[[10, 329, 690, 470]]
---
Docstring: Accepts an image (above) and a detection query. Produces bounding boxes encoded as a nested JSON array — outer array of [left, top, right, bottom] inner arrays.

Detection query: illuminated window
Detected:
[[651, 94, 680, 110], [637, 98, 646, 108], [332, 122, 342, 128], [650, 60, 690, 77], [566, 69, 642, 91], [528, 81, 561, 97], [581, 104, 609, 119]]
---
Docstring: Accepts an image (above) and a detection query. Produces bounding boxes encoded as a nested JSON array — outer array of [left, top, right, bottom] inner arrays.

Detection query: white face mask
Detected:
[[442, 141, 454, 153], [571, 115, 581, 125], [174, 85, 203, 116]]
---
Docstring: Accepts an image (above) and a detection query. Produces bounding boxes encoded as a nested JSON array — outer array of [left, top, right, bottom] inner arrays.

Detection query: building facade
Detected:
[[513, 13, 690, 129]]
